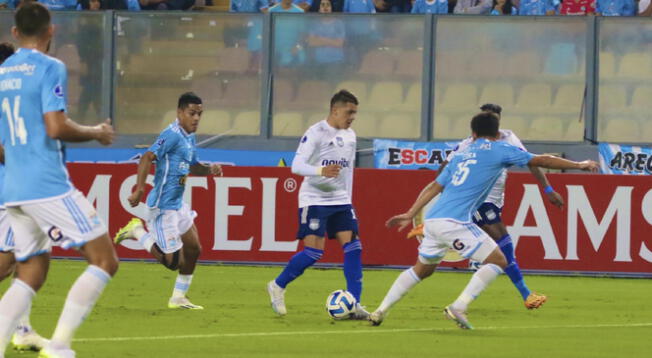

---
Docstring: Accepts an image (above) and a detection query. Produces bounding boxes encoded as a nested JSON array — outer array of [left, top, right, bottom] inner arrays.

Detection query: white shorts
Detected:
[[8, 190, 107, 262], [0, 209, 15, 253], [418, 218, 497, 265], [145, 202, 197, 254]]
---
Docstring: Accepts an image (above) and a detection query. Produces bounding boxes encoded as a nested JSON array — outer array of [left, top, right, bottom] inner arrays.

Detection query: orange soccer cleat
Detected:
[[524, 293, 547, 309]]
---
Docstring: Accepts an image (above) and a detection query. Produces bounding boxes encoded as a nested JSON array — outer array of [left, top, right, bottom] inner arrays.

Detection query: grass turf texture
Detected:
[[2, 260, 650, 358]]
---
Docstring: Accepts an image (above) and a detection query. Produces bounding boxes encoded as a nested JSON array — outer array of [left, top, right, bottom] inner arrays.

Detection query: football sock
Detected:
[[16, 297, 33, 332], [275, 247, 323, 289], [172, 274, 193, 298], [0, 279, 34, 350], [51, 265, 110, 349], [498, 235, 531, 300], [377, 268, 420, 313], [139, 232, 155, 252], [451, 264, 502, 312], [343, 239, 363, 302]]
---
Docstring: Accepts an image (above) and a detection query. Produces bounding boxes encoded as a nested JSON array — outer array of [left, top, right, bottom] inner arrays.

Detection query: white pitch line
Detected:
[[74, 322, 652, 343]]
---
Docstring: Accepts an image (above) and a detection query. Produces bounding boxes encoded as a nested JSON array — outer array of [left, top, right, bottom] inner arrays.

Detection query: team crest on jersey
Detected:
[[54, 84, 64, 98], [336, 137, 344, 147], [48, 226, 63, 242], [309, 219, 320, 231]]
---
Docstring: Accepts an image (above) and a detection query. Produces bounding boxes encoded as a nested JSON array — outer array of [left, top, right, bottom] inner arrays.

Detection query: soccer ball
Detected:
[[326, 289, 357, 320]]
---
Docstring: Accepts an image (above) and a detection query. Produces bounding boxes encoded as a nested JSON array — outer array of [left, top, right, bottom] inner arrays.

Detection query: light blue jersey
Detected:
[[426, 138, 534, 223], [146, 120, 199, 211], [411, 0, 448, 14], [0, 49, 73, 205], [0, 164, 4, 208]]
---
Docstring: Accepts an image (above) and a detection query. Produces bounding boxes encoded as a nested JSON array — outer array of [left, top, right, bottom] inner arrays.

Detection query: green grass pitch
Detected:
[[2, 260, 650, 358]]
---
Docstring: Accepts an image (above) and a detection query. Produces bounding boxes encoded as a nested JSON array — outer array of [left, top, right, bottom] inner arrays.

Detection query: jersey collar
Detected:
[[174, 119, 190, 137]]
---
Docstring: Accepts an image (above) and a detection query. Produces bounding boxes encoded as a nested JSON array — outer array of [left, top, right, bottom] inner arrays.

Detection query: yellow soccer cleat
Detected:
[[168, 296, 204, 310], [524, 293, 547, 309], [113, 218, 144, 245], [12, 329, 48, 352]]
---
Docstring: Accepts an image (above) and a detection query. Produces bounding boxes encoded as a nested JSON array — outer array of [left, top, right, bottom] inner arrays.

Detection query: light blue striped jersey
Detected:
[[0, 48, 73, 205], [0, 164, 4, 208], [426, 138, 534, 223], [146, 120, 199, 210]]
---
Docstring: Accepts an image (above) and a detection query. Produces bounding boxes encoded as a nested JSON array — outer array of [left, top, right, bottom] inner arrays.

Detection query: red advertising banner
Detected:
[[58, 164, 652, 276]]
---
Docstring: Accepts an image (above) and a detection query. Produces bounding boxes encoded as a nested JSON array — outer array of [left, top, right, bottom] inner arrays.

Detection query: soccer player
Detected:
[[114, 92, 222, 310], [267, 89, 368, 319], [370, 112, 598, 328], [411, 103, 560, 309], [0, 4, 117, 358]]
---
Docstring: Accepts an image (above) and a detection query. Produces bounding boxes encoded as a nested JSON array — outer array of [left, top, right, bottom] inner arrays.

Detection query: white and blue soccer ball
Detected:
[[326, 289, 357, 320]]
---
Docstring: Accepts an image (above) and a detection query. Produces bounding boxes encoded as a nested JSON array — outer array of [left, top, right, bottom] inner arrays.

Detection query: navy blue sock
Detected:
[[275, 247, 323, 289], [498, 234, 531, 300], [343, 239, 363, 303]]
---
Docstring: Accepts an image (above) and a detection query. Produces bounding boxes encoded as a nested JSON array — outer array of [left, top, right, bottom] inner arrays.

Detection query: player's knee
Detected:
[[95, 255, 119, 277], [162, 251, 183, 271], [184, 242, 202, 260]]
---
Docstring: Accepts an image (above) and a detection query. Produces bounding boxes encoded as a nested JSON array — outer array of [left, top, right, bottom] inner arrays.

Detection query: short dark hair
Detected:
[[0, 42, 15, 65], [330, 89, 358, 109], [471, 112, 499, 138], [480, 103, 502, 116], [177, 92, 202, 109], [15, 2, 51, 38]]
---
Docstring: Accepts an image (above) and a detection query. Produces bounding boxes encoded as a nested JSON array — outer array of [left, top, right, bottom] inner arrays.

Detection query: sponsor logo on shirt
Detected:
[[0, 63, 36, 76], [336, 137, 344, 147], [321, 158, 350, 168]]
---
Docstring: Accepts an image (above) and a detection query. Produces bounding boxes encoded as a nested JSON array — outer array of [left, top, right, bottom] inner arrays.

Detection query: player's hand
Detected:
[[321, 164, 341, 178], [95, 118, 115, 146], [546, 191, 564, 209], [209, 164, 223, 176], [385, 213, 413, 232], [128, 189, 144, 208], [578, 160, 599, 172]]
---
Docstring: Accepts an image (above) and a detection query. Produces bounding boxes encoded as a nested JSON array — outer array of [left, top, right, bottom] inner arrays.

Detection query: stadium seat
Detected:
[[290, 81, 333, 110], [640, 120, 652, 141], [398, 82, 421, 112], [335, 81, 368, 104], [478, 83, 515, 108], [195, 110, 232, 135], [629, 85, 652, 117], [435, 51, 469, 80], [217, 47, 250, 74], [358, 50, 395, 77], [438, 83, 478, 112], [599, 52, 616, 79], [504, 51, 542, 78], [352, 113, 379, 138], [432, 115, 450, 139], [305, 112, 326, 128], [514, 83, 552, 114], [469, 51, 505, 79], [273, 78, 296, 109], [600, 118, 640, 143], [564, 119, 585, 141], [528, 116, 564, 141], [191, 77, 224, 105], [617, 52, 652, 79], [273, 112, 305, 136], [367, 81, 404, 112], [221, 78, 260, 108], [449, 115, 473, 139], [598, 85, 627, 114], [231, 111, 260, 135], [55, 44, 81, 76], [379, 113, 420, 139], [500, 116, 528, 138], [551, 83, 585, 115], [394, 50, 423, 79]]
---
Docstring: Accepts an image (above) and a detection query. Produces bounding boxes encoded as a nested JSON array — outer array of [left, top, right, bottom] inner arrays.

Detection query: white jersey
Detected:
[[291, 120, 356, 208], [446, 129, 525, 208]]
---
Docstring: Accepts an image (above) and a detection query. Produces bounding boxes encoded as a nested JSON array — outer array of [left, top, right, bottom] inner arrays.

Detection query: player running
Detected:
[[114, 92, 222, 310], [370, 112, 598, 329], [0, 41, 48, 353], [409, 103, 560, 309], [267, 89, 368, 319], [0, 4, 118, 358]]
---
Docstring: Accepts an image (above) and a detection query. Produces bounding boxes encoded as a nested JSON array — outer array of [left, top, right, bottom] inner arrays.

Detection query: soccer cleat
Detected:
[[12, 328, 49, 351], [38, 346, 76, 358], [443, 305, 473, 330], [406, 224, 424, 241], [350, 303, 370, 320], [113, 218, 144, 245], [267, 280, 287, 316], [168, 296, 204, 310], [524, 293, 547, 309], [368, 310, 385, 326]]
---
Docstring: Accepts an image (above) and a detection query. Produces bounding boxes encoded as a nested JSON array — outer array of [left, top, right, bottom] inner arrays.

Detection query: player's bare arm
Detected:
[[128, 151, 156, 207], [529, 155, 599, 172], [190, 163, 222, 176], [386, 181, 444, 231], [43, 111, 114, 145], [0, 143, 4, 164], [526, 164, 564, 208]]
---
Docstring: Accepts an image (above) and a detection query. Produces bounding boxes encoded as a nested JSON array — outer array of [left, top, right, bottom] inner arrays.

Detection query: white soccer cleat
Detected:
[[12, 328, 49, 351], [350, 303, 370, 320], [443, 305, 474, 330], [368, 310, 385, 326], [267, 280, 287, 316], [168, 296, 204, 310], [38, 345, 76, 358]]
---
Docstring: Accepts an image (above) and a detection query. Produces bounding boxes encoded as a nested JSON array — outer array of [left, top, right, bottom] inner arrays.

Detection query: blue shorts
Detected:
[[297, 204, 359, 240], [472, 203, 502, 227]]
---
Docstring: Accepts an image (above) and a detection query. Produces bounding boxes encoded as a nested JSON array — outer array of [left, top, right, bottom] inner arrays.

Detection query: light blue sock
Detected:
[[498, 235, 531, 300], [343, 239, 363, 303], [275, 247, 323, 289]]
